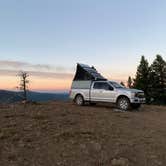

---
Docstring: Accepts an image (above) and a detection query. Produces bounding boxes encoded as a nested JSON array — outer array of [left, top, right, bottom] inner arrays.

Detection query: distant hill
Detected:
[[0, 90, 69, 103], [0, 90, 22, 103], [27, 91, 69, 102]]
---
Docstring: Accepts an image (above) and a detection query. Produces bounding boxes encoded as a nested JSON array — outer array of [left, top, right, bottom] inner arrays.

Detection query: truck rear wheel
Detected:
[[75, 95, 84, 106], [117, 97, 130, 111]]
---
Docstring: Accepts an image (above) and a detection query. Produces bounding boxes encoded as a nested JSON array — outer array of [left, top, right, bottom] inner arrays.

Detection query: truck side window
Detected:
[[93, 82, 113, 90], [93, 82, 102, 89], [101, 83, 113, 90]]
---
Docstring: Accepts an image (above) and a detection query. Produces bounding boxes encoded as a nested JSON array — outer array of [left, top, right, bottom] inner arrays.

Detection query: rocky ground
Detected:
[[0, 101, 166, 166]]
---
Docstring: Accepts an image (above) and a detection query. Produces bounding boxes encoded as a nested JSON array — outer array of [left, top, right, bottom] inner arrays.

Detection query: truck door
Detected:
[[91, 82, 116, 102]]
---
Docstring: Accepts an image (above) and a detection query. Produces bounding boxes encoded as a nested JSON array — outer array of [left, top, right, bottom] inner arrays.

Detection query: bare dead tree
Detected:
[[18, 71, 29, 101]]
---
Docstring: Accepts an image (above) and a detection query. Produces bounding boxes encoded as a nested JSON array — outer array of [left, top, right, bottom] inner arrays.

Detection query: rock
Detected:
[[19, 141, 25, 148], [0, 132, 4, 139], [92, 142, 101, 152], [111, 157, 129, 166]]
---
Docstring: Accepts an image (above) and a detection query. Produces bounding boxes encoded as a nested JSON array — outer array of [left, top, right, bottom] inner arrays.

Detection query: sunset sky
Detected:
[[0, 0, 166, 92]]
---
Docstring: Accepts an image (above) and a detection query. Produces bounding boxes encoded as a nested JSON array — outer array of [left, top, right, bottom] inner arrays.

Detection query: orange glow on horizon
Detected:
[[0, 76, 72, 91], [30, 77, 72, 91], [0, 70, 134, 91]]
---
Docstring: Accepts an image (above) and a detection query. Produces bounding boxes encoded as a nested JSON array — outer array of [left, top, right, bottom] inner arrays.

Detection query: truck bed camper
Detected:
[[70, 63, 145, 111]]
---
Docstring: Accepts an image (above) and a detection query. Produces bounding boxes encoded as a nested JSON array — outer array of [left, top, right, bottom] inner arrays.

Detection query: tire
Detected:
[[75, 95, 84, 106], [117, 97, 130, 111], [131, 103, 141, 109]]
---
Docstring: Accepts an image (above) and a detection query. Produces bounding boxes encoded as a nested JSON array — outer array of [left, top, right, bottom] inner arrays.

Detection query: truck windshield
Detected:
[[109, 81, 125, 88]]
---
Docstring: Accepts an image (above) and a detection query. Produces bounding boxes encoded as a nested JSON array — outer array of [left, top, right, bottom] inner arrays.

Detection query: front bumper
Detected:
[[130, 97, 146, 103]]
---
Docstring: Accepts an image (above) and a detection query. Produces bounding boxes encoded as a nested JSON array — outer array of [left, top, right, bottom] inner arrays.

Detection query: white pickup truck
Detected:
[[69, 64, 145, 110]]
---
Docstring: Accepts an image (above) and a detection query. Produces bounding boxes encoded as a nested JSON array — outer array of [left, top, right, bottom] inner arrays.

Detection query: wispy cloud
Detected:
[[0, 69, 73, 79], [0, 60, 73, 72], [0, 69, 17, 76], [0, 60, 52, 70], [30, 71, 73, 79], [0, 60, 27, 68]]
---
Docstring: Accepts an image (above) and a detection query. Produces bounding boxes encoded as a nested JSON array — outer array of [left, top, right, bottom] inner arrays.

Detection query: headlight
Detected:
[[131, 92, 145, 98], [135, 93, 139, 97], [131, 92, 136, 98]]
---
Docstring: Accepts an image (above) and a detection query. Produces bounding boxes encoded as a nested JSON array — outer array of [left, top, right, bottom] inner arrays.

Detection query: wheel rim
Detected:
[[76, 96, 83, 105], [119, 99, 128, 110]]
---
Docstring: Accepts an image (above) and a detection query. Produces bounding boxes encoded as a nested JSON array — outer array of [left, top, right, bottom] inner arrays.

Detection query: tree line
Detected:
[[127, 55, 166, 104]]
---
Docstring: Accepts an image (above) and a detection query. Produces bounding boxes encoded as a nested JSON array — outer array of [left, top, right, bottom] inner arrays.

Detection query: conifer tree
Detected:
[[133, 56, 150, 101], [127, 76, 132, 88], [150, 55, 166, 104]]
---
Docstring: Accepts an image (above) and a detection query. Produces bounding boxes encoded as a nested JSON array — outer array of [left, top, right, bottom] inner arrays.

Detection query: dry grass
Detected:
[[0, 102, 166, 166]]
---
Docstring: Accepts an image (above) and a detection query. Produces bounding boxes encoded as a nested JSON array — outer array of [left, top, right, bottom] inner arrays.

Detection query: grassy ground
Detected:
[[0, 102, 166, 166]]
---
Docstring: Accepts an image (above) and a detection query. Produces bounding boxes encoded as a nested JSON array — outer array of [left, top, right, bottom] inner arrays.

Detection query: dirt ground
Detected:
[[0, 101, 166, 166]]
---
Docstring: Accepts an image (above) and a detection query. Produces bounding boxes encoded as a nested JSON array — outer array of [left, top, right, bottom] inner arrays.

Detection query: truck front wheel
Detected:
[[117, 97, 130, 111], [75, 95, 84, 106]]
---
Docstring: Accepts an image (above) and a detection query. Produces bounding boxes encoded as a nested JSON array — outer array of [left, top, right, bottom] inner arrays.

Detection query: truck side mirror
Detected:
[[109, 86, 114, 91]]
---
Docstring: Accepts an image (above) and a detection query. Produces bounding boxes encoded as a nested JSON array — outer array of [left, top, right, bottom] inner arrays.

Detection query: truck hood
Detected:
[[116, 88, 144, 93]]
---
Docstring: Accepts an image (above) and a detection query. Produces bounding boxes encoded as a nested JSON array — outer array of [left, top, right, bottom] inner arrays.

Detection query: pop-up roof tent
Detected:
[[73, 63, 107, 81]]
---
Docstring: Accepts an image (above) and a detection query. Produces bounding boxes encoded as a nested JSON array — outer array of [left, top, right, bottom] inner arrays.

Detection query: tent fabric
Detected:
[[73, 63, 107, 81]]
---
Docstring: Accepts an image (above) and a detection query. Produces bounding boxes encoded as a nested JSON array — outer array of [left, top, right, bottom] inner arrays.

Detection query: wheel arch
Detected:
[[116, 95, 131, 104], [74, 93, 85, 101]]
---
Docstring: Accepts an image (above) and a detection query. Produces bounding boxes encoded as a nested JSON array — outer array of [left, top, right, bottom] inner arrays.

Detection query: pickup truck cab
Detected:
[[70, 80, 145, 110], [70, 63, 145, 110]]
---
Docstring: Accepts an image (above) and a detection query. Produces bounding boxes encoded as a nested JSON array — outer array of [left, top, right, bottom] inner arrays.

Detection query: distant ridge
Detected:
[[0, 90, 22, 103], [0, 90, 69, 103]]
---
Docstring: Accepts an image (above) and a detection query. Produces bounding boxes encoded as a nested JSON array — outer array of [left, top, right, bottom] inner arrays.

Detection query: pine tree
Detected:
[[127, 76, 132, 88], [133, 56, 150, 101], [150, 55, 166, 104]]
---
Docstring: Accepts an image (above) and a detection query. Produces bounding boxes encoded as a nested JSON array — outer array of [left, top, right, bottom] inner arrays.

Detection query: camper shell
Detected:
[[71, 63, 107, 89]]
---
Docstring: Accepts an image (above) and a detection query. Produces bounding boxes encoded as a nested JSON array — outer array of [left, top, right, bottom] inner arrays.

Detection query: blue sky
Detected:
[[0, 0, 166, 90]]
